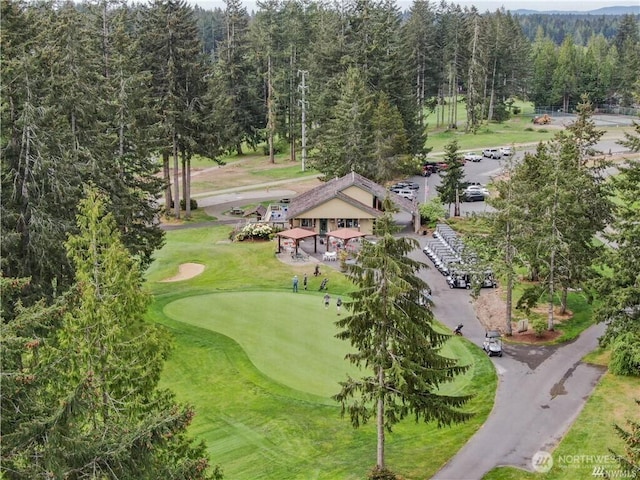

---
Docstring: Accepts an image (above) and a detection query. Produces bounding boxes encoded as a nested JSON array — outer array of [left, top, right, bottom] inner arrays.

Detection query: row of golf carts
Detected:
[[423, 224, 498, 289]]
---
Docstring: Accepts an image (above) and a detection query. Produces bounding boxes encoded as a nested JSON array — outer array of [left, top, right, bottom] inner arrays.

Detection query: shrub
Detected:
[[181, 198, 198, 210], [262, 138, 287, 156], [419, 197, 446, 228], [610, 333, 640, 376], [235, 222, 273, 241], [368, 466, 398, 480], [532, 318, 547, 337], [168, 199, 198, 210]]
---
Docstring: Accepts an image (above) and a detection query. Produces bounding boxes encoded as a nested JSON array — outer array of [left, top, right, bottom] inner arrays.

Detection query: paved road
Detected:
[[408, 240, 607, 479]]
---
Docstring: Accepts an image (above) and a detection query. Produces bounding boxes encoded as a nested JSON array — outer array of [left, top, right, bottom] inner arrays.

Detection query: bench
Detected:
[[323, 252, 338, 261]]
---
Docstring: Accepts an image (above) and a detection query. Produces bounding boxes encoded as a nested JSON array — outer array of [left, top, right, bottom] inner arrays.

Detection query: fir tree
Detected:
[[334, 207, 472, 475]]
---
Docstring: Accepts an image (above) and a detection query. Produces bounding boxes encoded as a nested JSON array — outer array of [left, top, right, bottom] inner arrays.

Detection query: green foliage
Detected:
[[172, 198, 199, 210], [235, 222, 274, 241], [609, 333, 640, 376], [334, 211, 473, 471], [532, 318, 547, 337], [419, 197, 446, 227], [436, 140, 466, 213], [610, 399, 640, 478], [591, 133, 640, 348], [0, 188, 221, 480]]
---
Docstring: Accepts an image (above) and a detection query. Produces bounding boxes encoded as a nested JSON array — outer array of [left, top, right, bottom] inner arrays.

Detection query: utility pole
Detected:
[[298, 70, 308, 172]]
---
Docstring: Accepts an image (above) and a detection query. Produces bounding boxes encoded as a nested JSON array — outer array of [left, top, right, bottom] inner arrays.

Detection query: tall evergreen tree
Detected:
[[435, 140, 466, 216], [530, 32, 558, 108], [0, 188, 222, 479], [591, 120, 640, 347], [613, 14, 640, 107], [335, 208, 472, 476], [401, 0, 436, 133], [310, 67, 376, 180], [1, 0, 163, 303], [551, 35, 580, 112], [371, 92, 409, 181], [212, 0, 263, 155], [140, 0, 204, 218]]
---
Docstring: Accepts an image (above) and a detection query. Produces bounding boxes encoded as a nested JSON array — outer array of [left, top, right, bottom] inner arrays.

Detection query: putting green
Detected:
[[164, 291, 364, 398]]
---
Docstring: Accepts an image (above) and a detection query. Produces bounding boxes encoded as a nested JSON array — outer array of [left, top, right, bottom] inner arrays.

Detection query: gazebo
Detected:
[[275, 227, 318, 254], [325, 228, 368, 252]]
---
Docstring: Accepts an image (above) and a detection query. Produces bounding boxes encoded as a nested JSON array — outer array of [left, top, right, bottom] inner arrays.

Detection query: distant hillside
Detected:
[[514, 6, 640, 15]]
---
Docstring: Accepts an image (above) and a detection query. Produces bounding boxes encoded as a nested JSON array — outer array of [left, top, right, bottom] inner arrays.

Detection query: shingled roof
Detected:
[[286, 171, 415, 218]]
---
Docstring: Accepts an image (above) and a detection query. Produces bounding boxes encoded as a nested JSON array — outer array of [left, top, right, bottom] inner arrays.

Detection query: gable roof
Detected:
[[275, 227, 318, 241], [286, 171, 414, 218]]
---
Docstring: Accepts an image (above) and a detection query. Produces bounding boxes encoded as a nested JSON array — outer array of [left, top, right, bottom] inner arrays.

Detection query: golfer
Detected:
[[324, 293, 330, 309], [336, 297, 342, 315]]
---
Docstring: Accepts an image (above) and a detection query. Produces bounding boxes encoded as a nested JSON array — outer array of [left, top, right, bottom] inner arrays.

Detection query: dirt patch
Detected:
[[160, 263, 205, 282], [473, 287, 510, 333], [473, 287, 568, 343]]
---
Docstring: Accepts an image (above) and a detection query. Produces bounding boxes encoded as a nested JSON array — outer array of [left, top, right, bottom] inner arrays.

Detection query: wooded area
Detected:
[[1, 0, 639, 477], [3, 0, 638, 301]]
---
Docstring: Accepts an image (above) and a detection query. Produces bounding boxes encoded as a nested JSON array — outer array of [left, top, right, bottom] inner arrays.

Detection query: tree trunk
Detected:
[[267, 54, 275, 164], [172, 130, 180, 219], [163, 150, 172, 214], [376, 365, 385, 470], [181, 147, 191, 219], [559, 286, 568, 315], [548, 246, 555, 331], [505, 224, 513, 336], [289, 47, 296, 162]]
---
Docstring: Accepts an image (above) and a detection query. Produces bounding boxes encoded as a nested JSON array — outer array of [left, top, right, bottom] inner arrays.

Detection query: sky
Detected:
[[192, 0, 640, 12]]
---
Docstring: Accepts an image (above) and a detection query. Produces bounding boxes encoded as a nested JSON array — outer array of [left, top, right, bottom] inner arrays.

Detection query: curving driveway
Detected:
[[411, 243, 607, 479]]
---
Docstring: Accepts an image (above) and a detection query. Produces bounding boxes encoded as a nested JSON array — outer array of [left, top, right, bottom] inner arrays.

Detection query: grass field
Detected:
[[147, 226, 497, 479]]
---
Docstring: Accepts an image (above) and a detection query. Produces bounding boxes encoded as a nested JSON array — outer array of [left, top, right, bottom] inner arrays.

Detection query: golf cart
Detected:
[[483, 330, 503, 357], [482, 271, 498, 288], [447, 271, 470, 289]]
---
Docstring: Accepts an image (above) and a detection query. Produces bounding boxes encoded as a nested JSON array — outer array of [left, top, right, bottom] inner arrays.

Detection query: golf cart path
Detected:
[[430, 288, 606, 478], [409, 243, 608, 480]]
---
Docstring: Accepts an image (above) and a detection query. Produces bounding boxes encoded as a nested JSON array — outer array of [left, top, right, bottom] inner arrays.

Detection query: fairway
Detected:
[[164, 291, 363, 397]]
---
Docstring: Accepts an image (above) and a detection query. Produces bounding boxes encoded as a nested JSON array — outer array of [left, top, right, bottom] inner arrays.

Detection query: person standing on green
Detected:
[[336, 297, 343, 315], [292, 275, 299, 292]]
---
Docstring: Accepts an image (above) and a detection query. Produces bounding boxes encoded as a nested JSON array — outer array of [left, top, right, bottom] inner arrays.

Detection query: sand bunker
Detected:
[[160, 263, 205, 282]]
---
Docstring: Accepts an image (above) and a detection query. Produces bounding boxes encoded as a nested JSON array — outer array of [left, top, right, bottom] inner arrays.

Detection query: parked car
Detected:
[[396, 189, 416, 200], [462, 190, 485, 202], [500, 146, 512, 156], [464, 185, 489, 196], [464, 152, 483, 162], [482, 148, 502, 159]]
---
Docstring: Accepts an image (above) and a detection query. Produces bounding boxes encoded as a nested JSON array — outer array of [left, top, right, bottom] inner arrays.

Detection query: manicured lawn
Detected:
[[482, 372, 638, 480], [147, 226, 497, 479]]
